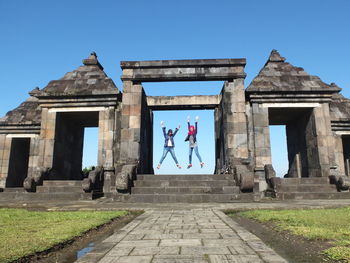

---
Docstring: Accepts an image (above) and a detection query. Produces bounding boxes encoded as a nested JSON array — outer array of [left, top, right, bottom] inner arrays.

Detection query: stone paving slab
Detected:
[[75, 209, 288, 263]]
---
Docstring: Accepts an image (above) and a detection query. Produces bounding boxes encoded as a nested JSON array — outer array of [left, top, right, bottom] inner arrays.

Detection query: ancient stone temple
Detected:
[[0, 50, 349, 202]]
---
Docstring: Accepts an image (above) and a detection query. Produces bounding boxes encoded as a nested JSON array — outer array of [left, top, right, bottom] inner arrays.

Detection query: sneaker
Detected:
[[157, 164, 161, 169], [176, 164, 182, 169], [187, 164, 192, 169], [200, 162, 204, 168]]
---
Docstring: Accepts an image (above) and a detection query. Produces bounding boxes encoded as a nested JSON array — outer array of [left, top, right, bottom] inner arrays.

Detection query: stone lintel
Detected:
[[335, 130, 350, 135], [0, 125, 40, 134], [261, 102, 321, 108], [248, 93, 334, 104], [332, 121, 350, 132], [37, 95, 121, 109], [121, 58, 246, 82], [5, 134, 39, 138], [121, 73, 246, 82], [147, 95, 220, 110], [35, 92, 120, 100], [121, 58, 246, 69]]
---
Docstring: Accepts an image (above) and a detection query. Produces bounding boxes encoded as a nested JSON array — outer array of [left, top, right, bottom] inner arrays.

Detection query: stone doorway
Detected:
[[268, 107, 318, 178], [51, 111, 99, 180], [342, 136, 350, 177], [6, 137, 30, 187], [152, 109, 215, 174]]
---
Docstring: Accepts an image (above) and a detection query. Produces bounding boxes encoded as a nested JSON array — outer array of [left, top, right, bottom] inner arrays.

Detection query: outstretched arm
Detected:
[[187, 116, 190, 130], [195, 116, 199, 134], [161, 121, 166, 138], [173, 124, 180, 137]]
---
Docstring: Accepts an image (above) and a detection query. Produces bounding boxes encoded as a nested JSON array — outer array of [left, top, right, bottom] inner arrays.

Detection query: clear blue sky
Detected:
[[1, 1, 349, 176]]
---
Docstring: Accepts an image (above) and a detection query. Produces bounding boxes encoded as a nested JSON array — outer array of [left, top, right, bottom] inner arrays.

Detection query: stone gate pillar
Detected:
[[0, 135, 11, 188], [222, 79, 249, 163], [38, 108, 57, 170], [309, 104, 336, 177], [119, 81, 142, 164], [116, 80, 143, 190], [27, 136, 40, 180], [252, 103, 271, 191], [98, 106, 116, 192]]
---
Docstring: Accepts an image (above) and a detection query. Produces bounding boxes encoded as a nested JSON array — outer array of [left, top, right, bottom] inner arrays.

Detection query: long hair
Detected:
[[167, 129, 173, 136], [188, 125, 195, 135]]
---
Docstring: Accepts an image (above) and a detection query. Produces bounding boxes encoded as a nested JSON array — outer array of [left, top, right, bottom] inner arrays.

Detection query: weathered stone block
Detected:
[[130, 116, 141, 129], [231, 102, 246, 113], [122, 105, 130, 116], [130, 105, 142, 116], [121, 116, 129, 128], [128, 142, 140, 160]]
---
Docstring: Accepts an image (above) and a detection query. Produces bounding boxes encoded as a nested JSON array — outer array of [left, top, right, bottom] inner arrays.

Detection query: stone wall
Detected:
[[1, 51, 350, 197]]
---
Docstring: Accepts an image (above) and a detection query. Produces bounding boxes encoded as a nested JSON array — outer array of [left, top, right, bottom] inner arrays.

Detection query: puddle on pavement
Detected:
[[23, 212, 142, 263]]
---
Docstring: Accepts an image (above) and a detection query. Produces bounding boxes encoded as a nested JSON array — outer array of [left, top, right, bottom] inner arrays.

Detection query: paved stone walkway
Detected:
[[76, 209, 287, 263]]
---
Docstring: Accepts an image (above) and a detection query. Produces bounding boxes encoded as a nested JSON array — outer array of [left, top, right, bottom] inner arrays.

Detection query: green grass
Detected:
[[233, 207, 350, 262], [0, 208, 128, 263]]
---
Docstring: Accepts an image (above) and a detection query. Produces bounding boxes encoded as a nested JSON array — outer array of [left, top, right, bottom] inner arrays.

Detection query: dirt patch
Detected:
[[230, 213, 337, 263], [12, 210, 143, 263]]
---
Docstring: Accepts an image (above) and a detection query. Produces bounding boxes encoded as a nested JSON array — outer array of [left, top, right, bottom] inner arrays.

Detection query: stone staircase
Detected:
[[274, 177, 350, 200], [0, 180, 92, 201], [117, 174, 254, 203]]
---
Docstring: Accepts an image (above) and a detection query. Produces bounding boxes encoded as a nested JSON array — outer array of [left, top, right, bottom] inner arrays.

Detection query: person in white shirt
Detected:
[[157, 121, 182, 169]]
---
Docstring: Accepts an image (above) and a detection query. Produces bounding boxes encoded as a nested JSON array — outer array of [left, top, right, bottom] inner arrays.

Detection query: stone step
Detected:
[[42, 180, 83, 187], [131, 186, 240, 194], [118, 193, 254, 203], [276, 177, 330, 185], [2, 187, 26, 193], [276, 191, 350, 200], [276, 184, 337, 192], [137, 174, 233, 181], [134, 180, 233, 187], [0, 192, 92, 201], [36, 186, 84, 193]]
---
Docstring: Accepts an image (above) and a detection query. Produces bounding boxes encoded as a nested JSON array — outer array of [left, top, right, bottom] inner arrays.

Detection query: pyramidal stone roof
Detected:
[[330, 93, 350, 121], [0, 96, 41, 125], [30, 52, 119, 97], [0, 52, 119, 126], [246, 50, 341, 93]]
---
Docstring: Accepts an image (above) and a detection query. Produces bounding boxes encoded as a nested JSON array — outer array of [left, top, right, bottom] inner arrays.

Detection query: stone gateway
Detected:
[[0, 50, 349, 202]]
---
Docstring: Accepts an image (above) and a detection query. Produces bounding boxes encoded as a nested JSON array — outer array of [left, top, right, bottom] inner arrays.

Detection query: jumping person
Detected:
[[157, 121, 182, 169], [185, 116, 204, 168]]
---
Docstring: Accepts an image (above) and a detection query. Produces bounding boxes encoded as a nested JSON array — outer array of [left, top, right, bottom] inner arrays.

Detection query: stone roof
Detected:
[[31, 52, 119, 97], [246, 50, 341, 93], [330, 93, 350, 122], [0, 96, 41, 125]]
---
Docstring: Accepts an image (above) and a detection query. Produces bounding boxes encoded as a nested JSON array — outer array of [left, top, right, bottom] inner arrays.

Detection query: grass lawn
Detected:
[[234, 207, 350, 262], [0, 208, 128, 263]]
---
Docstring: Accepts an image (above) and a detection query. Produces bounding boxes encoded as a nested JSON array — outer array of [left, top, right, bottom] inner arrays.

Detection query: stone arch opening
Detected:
[[51, 111, 99, 180], [342, 135, 350, 177], [268, 107, 318, 178], [6, 137, 30, 187], [152, 109, 215, 174]]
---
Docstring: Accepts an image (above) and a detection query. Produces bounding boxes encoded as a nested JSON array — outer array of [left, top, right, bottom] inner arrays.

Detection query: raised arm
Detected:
[[173, 124, 181, 137], [187, 116, 190, 130], [195, 116, 199, 134], [161, 121, 166, 138]]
